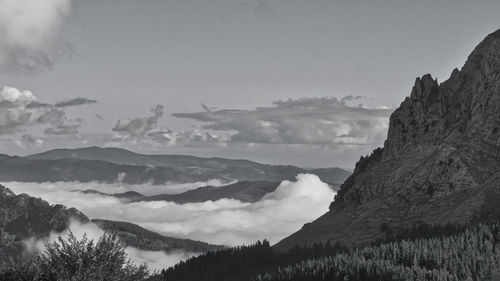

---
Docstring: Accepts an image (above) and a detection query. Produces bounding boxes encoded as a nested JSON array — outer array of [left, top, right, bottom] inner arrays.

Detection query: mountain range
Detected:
[[0, 147, 350, 185], [75, 181, 283, 204]]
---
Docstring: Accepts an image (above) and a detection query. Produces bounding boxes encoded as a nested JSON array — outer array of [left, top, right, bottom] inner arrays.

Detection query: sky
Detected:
[[1, 0, 500, 169]]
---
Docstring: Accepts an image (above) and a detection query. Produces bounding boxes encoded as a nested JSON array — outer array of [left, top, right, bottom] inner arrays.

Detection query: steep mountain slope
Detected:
[[0, 185, 221, 264], [26, 147, 350, 184], [275, 29, 500, 251]]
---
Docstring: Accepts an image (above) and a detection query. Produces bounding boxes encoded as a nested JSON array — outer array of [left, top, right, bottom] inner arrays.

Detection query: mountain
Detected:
[[0, 184, 88, 263], [274, 29, 500, 251], [0, 155, 199, 184], [74, 190, 146, 202], [76, 181, 325, 204], [133, 181, 280, 203], [0, 184, 222, 265], [26, 147, 350, 184], [91, 219, 222, 253]]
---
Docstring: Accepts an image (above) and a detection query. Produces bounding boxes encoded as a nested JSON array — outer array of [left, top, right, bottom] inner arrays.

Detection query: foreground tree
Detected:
[[0, 232, 150, 281]]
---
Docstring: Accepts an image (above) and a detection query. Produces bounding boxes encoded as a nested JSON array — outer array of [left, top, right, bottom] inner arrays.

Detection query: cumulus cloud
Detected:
[[0, 86, 37, 104], [109, 105, 226, 148], [0, 86, 62, 134], [23, 219, 196, 271], [55, 97, 97, 107], [14, 134, 44, 148], [173, 96, 392, 146], [113, 105, 164, 137], [0, 0, 72, 74], [0, 86, 95, 137], [4, 174, 334, 246]]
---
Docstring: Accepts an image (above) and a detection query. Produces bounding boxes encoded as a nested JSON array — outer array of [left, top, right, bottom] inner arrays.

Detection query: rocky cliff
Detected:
[[275, 29, 500, 250]]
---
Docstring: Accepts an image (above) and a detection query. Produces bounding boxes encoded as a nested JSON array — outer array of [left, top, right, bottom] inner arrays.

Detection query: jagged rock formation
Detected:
[[275, 29, 500, 250]]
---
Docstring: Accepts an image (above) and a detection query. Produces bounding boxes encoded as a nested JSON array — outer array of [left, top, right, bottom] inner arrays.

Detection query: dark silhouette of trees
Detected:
[[256, 223, 500, 281], [155, 221, 500, 281], [156, 239, 346, 281]]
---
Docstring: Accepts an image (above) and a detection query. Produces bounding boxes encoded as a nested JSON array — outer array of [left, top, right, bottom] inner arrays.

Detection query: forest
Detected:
[[155, 222, 499, 281], [1, 222, 498, 281]]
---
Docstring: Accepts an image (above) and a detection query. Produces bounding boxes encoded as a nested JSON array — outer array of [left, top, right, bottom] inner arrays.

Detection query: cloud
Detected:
[[0, 86, 37, 104], [107, 97, 390, 153], [0, 0, 73, 74], [4, 174, 334, 246], [113, 105, 164, 137], [0, 86, 61, 134], [173, 96, 392, 146], [44, 123, 80, 135], [0, 86, 96, 138], [55, 97, 97, 107], [23, 219, 197, 271], [14, 134, 44, 148]]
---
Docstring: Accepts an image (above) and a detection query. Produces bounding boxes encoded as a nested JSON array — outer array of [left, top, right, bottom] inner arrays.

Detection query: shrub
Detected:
[[0, 232, 150, 281]]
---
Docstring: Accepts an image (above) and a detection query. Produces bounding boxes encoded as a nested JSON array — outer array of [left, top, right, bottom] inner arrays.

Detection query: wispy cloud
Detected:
[[55, 97, 97, 107], [0, 0, 73, 74]]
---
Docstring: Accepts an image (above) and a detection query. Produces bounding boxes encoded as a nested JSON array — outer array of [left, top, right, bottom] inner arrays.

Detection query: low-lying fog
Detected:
[[4, 174, 335, 270]]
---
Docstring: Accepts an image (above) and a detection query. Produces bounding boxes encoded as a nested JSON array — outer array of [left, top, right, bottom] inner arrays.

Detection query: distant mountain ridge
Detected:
[[0, 184, 222, 265], [75, 181, 284, 204], [0, 147, 349, 186], [0, 155, 199, 184], [275, 29, 500, 251]]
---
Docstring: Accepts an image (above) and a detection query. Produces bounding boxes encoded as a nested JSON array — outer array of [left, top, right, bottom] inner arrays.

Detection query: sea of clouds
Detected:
[[5, 174, 335, 270]]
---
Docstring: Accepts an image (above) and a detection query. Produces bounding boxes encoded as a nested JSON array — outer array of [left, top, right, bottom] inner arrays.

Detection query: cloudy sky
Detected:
[[1, 0, 500, 168]]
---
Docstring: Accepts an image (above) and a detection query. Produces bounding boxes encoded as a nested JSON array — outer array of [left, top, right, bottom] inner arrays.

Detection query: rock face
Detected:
[[274, 29, 500, 250]]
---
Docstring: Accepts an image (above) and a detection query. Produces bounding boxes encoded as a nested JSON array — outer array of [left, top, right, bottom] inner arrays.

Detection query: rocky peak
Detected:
[[275, 28, 500, 251], [461, 29, 500, 79], [383, 29, 500, 160]]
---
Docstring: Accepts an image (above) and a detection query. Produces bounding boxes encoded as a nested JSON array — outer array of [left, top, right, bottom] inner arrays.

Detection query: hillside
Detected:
[[0, 185, 221, 265], [0, 184, 88, 263], [275, 29, 500, 251], [158, 222, 500, 281], [92, 219, 223, 253]]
